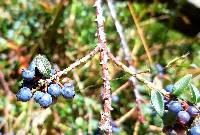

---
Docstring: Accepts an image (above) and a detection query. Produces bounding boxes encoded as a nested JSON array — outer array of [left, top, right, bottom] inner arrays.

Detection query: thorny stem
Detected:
[[35, 1, 169, 133], [95, 0, 112, 134], [115, 107, 136, 126]]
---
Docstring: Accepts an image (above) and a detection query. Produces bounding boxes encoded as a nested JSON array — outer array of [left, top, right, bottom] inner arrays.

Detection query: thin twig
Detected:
[[149, 125, 162, 132], [133, 121, 140, 135], [165, 52, 190, 68], [95, 0, 112, 134], [0, 72, 11, 94], [107, 0, 132, 64], [128, 1, 153, 67], [112, 81, 130, 96], [115, 107, 136, 126], [108, 51, 169, 95], [107, 0, 146, 123]]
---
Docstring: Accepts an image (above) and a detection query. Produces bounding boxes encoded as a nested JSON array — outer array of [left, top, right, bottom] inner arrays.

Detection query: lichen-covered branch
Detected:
[[95, 0, 112, 134]]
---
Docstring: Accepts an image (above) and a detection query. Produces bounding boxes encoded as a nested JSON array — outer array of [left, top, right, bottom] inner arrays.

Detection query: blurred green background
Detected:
[[0, 0, 200, 134]]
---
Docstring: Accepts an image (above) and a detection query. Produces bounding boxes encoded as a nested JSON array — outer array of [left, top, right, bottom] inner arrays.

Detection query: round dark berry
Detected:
[[177, 111, 190, 125], [156, 64, 164, 73], [163, 127, 177, 135], [111, 121, 120, 133], [22, 69, 35, 80], [112, 95, 119, 103], [47, 83, 61, 97], [61, 83, 75, 99], [33, 91, 45, 103], [165, 84, 174, 93], [16, 87, 32, 102], [187, 106, 199, 117], [189, 125, 200, 135], [38, 93, 53, 107], [168, 101, 183, 113], [112, 126, 120, 133]]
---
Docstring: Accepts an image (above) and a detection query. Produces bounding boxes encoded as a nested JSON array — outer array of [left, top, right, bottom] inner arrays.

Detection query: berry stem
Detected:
[[95, 0, 112, 134], [115, 107, 136, 126], [39, 45, 100, 84], [108, 51, 169, 96]]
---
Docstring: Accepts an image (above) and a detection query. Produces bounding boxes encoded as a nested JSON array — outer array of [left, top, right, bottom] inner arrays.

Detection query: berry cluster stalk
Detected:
[[56, 45, 100, 77], [95, 0, 112, 134]]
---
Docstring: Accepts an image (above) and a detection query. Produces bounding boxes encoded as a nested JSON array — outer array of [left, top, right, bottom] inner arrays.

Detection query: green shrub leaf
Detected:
[[190, 84, 200, 104], [151, 90, 164, 117], [172, 74, 192, 96], [178, 86, 193, 103], [32, 54, 51, 77]]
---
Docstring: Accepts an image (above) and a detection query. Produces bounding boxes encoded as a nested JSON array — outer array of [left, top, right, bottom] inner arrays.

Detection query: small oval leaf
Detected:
[[190, 84, 200, 104], [151, 90, 164, 117], [32, 54, 51, 77], [172, 74, 192, 96]]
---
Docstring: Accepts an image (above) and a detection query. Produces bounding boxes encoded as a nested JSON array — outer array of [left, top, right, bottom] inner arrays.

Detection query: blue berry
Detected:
[[28, 62, 36, 71], [33, 91, 45, 103], [112, 126, 120, 133], [38, 93, 53, 107], [187, 106, 199, 117], [190, 125, 200, 135], [177, 111, 190, 125], [47, 83, 61, 97], [61, 83, 75, 99], [165, 84, 174, 93], [111, 121, 120, 133], [156, 64, 164, 73], [168, 101, 183, 113], [112, 95, 119, 103], [22, 69, 35, 80], [16, 87, 32, 102]]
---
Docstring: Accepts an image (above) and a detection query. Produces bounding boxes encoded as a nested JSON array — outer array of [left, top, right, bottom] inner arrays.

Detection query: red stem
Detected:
[[95, 0, 112, 134]]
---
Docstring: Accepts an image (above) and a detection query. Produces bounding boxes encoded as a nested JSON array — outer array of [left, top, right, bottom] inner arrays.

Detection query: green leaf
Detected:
[[151, 90, 164, 116], [178, 86, 193, 103], [32, 54, 51, 77], [190, 84, 200, 104], [172, 74, 192, 96]]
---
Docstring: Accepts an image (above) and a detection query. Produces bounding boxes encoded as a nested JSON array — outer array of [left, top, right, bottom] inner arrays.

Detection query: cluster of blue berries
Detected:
[[163, 84, 200, 135], [16, 62, 75, 108]]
